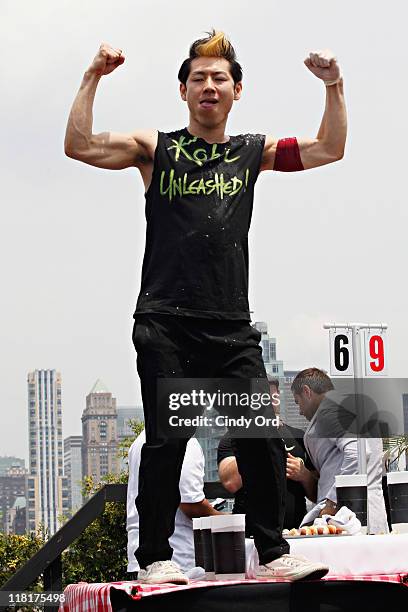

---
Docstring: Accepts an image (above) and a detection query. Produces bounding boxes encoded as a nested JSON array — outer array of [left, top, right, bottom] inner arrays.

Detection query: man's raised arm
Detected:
[[64, 43, 156, 170], [261, 50, 347, 172]]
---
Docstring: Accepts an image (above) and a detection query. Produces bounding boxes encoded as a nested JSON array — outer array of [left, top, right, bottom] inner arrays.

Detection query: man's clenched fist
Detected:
[[286, 453, 305, 482], [304, 50, 341, 84], [88, 43, 125, 76]]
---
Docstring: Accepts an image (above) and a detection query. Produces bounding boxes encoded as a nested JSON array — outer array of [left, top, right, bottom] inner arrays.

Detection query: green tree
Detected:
[[0, 531, 45, 588]]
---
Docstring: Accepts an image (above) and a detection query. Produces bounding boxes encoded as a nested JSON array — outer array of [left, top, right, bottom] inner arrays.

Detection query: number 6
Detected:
[[334, 334, 350, 371]]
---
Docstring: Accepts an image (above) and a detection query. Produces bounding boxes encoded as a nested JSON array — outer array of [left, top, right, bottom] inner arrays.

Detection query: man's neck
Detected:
[[187, 118, 229, 144], [307, 394, 326, 421]]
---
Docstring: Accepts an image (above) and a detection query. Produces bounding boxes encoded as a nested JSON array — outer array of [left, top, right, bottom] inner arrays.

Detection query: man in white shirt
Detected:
[[289, 368, 388, 533], [127, 430, 221, 578]]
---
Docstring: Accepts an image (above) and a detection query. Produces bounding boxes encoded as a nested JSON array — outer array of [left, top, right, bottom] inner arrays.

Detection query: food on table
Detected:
[[283, 524, 346, 536], [300, 526, 312, 535]]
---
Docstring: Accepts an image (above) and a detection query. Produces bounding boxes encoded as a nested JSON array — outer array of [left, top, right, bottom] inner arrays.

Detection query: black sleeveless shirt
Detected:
[[135, 128, 265, 320]]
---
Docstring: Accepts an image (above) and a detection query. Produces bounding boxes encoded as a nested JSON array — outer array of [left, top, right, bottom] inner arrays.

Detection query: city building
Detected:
[[0, 456, 25, 476], [282, 370, 309, 431], [81, 380, 119, 482], [64, 436, 83, 513], [27, 370, 69, 535], [0, 466, 26, 533], [196, 407, 226, 482], [253, 321, 284, 379], [253, 321, 292, 421], [6, 496, 26, 535], [117, 406, 144, 443], [117, 406, 144, 471]]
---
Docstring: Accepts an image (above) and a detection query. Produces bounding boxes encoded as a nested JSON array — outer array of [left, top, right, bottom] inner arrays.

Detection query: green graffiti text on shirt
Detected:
[[167, 135, 240, 167], [159, 169, 250, 202]]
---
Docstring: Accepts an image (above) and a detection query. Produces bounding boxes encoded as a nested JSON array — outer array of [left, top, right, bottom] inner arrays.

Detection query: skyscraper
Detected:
[[282, 370, 309, 431], [27, 370, 69, 535], [81, 380, 119, 481], [253, 321, 284, 379], [253, 321, 290, 419], [0, 466, 26, 533], [64, 436, 83, 512]]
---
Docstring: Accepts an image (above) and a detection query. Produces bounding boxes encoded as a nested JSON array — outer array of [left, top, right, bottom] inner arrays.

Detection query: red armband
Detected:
[[273, 137, 304, 172]]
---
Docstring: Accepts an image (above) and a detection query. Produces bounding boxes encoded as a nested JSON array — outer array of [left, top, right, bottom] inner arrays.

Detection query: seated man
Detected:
[[127, 429, 221, 578], [218, 375, 313, 531], [290, 367, 388, 533]]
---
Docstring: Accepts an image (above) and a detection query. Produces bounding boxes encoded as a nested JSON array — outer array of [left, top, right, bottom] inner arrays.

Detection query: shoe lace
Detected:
[[151, 560, 180, 572], [280, 554, 307, 567]]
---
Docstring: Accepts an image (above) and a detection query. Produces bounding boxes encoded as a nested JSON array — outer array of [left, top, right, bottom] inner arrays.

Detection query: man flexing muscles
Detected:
[[65, 30, 346, 584]]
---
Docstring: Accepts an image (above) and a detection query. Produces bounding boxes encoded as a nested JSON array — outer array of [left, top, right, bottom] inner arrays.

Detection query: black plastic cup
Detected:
[[387, 471, 408, 532], [192, 518, 205, 569], [211, 514, 246, 580], [336, 474, 368, 532], [201, 516, 215, 579]]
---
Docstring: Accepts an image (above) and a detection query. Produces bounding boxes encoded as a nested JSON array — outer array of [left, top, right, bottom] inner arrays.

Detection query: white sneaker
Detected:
[[138, 560, 189, 585], [256, 554, 329, 581]]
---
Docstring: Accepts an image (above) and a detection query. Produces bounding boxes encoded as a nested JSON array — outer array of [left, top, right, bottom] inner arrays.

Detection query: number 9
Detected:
[[369, 335, 384, 372]]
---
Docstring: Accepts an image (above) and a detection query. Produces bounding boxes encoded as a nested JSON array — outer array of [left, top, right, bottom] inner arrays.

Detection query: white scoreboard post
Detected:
[[324, 323, 388, 535], [324, 323, 388, 472]]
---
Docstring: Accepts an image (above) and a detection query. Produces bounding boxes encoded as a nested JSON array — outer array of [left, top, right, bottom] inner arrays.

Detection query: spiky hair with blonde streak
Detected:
[[192, 30, 235, 61], [178, 29, 243, 85]]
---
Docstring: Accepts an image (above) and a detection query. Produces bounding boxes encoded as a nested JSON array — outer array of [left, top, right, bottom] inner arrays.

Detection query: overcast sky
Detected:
[[2, 0, 407, 461]]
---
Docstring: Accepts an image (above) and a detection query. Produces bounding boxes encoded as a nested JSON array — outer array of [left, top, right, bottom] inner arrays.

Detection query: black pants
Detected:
[[132, 314, 289, 568]]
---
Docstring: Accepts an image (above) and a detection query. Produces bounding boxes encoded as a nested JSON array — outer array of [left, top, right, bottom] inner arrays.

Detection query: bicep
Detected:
[[297, 137, 339, 170], [260, 135, 278, 171], [218, 456, 237, 480], [74, 129, 156, 170], [218, 457, 241, 493], [261, 136, 304, 172], [261, 135, 339, 172], [179, 441, 205, 502]]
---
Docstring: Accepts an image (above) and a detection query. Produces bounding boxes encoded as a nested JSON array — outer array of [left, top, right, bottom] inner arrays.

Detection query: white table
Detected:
[[245, 534, 408, 577]]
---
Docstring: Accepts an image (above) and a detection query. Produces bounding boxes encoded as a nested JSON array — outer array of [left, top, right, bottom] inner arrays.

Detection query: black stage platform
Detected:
[[110, 579, 408, 612]]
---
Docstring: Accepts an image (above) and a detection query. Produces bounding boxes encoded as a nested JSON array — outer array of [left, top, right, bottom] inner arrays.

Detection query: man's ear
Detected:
[[234, 81, 242, 101], [303, 385, 312, 399], [180, 83, 187, 101]]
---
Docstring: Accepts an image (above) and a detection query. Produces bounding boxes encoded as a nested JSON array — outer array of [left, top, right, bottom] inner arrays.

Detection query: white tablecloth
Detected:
[[245, 534, 408, 578]]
